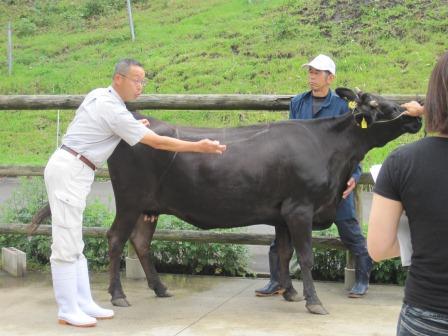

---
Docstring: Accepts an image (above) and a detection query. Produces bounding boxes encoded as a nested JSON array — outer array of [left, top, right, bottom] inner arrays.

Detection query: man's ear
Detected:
[[113, 73, 123, 85], [335, 87, 357, 102]]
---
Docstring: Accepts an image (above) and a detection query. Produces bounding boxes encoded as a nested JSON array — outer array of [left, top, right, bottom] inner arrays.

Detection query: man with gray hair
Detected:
[[45, 58, 226, 327]]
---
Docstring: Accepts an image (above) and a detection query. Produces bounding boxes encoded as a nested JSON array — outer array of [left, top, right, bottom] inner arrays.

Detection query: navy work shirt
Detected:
[[289, 90, 361, 221]]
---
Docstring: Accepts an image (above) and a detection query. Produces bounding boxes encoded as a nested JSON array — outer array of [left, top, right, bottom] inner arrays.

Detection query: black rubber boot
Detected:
[[348, 252, 373, 298], [255, 243, 285, 297]]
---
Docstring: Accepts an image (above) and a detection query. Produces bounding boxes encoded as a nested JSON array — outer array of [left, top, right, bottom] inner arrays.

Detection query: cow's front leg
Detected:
[[281, 202, 328, 315], [275, 225, 303, 302], [129, 214, 171, 298], [107, 211, 140, 307]]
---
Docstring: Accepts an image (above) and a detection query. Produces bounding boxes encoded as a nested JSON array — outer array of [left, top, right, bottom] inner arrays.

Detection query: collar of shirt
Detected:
[[107, 86, 126, 107], [303, 89, 335, 109]]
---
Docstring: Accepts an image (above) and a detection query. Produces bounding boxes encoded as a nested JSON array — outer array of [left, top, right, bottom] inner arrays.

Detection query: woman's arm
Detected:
[[367, 193, 403, 261]]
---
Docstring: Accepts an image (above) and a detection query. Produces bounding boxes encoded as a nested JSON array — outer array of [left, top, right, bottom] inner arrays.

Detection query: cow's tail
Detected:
[[27, 202, 51, 236]]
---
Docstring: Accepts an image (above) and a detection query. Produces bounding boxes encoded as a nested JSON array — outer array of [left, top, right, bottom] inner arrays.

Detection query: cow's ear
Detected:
[[335, 87, 357, 102]]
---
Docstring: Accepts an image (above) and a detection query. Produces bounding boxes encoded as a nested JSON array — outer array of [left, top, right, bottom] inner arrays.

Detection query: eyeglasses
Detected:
[[119, 74, 148, 87]]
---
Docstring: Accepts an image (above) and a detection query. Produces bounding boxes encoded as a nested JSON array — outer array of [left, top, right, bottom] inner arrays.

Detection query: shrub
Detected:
[[81, 0, 126, 20], [14, 18, 37, 37], [1, 177, 48, 224], [0, 177, 249, 275], [271, 14, 297, 40], [82, 1, 107, 19], [152, 216, 249, 276]]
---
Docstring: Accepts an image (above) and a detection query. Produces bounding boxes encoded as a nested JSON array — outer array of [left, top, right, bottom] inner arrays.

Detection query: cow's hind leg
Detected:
[[275, 225, 304, 302], [129, 214, 171, 298], [281, 202, 328, 315], [107, 211, 140, 307]]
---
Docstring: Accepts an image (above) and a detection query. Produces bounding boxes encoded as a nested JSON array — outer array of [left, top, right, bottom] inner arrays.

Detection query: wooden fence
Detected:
[[0, 167, 370, 286], [0, 93, 424, 111], [0, 165, 372, 250], [0, 223, 346, 250], [0, 93, 415, 284]]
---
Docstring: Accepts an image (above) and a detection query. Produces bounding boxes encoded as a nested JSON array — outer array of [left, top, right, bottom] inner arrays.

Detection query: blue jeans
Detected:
[[397, 303, 448, 335], [335, 218, 368, 257], [268, 218, 369, 275]]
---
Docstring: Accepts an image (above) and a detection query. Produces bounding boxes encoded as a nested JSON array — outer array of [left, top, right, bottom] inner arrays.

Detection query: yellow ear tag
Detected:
[[361, 117, 367, 129], [348, 101, 357, 110]]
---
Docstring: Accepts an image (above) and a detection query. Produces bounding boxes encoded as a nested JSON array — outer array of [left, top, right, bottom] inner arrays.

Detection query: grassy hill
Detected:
[[0, 0, 446, 166]]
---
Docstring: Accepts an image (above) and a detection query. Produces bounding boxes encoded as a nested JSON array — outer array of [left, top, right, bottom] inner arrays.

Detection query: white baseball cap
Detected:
[[302, 54, 336, 75]]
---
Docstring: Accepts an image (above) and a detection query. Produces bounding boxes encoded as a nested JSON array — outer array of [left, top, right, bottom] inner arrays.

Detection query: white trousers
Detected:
[[44, 149, 94, 264]]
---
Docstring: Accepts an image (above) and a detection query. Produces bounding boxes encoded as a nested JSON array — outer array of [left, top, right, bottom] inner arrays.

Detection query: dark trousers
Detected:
[[335, 218, 368, 257]]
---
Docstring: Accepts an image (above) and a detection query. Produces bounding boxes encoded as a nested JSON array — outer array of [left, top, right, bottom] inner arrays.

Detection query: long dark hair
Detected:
[[426, 52, 448, 134]]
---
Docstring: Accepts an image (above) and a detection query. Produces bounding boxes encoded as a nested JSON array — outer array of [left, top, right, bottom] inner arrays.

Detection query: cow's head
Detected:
[[335, 87, 422, 134]]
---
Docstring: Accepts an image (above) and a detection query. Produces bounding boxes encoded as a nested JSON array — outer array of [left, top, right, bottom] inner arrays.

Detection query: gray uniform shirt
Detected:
[[62, 86, 152, 167]]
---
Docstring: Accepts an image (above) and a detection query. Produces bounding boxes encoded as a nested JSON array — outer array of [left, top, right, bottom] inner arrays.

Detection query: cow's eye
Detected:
[[378, 112, 386, 120]]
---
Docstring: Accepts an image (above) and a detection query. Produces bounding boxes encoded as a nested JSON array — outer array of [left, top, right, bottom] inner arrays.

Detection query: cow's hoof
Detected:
[[111, 297, 131, 307], [155, 290, 172, 298], [306, 304, 328, 315], [283, 288, 304, 302]]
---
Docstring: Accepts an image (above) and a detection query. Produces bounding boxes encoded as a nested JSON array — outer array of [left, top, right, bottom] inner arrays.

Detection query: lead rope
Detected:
[[351, 109, 417, 127]]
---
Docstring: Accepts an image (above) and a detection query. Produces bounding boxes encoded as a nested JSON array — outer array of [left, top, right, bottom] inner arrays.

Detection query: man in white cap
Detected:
[[255, 54, 372, 299]]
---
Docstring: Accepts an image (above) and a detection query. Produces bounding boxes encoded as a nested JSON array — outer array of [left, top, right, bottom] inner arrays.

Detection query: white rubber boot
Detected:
[[51, 262, 97, 327], [77, 256, 114, 319]]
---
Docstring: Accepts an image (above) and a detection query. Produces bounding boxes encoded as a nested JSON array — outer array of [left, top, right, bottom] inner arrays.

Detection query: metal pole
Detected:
[[7, 21, 13, 75], [126, 0, 136, 42]]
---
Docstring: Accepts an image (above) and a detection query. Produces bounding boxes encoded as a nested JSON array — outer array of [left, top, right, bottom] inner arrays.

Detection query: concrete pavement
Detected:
[[0, 270, 403, 336]]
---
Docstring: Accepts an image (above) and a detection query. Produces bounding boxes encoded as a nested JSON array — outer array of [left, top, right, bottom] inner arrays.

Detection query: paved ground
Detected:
[[0, 270, 403, 336]]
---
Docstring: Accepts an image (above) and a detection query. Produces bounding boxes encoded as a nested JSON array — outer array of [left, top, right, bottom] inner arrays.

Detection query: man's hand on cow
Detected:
[[140, 119, 150, 127], [401, 101, 424, 117], [198, 139, 227, 154], [342, 177, 356, 199]]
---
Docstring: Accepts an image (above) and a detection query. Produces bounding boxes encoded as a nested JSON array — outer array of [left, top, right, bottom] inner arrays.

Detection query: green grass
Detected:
[[0, 0, 446, 166]]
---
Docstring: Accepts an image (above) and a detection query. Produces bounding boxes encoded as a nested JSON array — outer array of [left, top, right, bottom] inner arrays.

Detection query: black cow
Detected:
[[106, 87, 421, 315]]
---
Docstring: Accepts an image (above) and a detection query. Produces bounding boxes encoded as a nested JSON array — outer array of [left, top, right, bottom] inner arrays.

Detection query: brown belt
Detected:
[[61, 145, 96, 171]]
